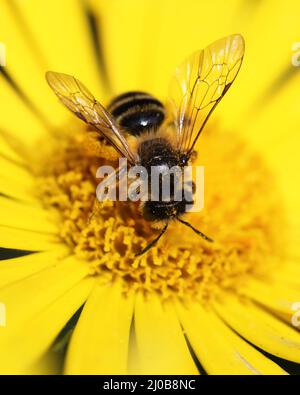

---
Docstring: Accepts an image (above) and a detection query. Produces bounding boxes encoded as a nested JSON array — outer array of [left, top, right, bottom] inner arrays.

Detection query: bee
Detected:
[[46, 34, 245, 256]]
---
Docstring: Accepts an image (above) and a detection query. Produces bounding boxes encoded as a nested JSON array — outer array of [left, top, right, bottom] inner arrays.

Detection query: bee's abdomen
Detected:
[[107, 91, 165, 136]]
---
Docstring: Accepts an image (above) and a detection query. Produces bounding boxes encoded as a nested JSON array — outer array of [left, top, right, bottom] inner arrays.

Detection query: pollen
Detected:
[[35, 126, 286, 301]]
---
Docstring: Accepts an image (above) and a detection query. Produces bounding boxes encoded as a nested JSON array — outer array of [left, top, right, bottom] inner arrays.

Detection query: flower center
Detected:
[[35, 125, 286, 301]]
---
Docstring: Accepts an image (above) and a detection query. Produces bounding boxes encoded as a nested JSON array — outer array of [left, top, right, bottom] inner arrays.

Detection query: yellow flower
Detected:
[[0, 0, 300, 375]]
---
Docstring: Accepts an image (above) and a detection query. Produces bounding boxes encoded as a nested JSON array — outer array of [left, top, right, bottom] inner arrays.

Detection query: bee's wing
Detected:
[[168, 34, 245, 156], [96, 161, 127, 201], [96, 160, 147, 202], [46, 71, 137, 164]]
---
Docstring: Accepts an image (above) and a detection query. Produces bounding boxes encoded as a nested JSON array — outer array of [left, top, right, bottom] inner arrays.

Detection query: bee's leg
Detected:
[[135, 223, 168, 257], [87, 199, 103, 224], [184, 180, 196, 194], [177, 217, 213, 242]]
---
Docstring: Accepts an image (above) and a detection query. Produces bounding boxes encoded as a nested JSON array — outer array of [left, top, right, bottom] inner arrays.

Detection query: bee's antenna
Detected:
[[135, 223, 169, 257], [177, 217, 213, 243]]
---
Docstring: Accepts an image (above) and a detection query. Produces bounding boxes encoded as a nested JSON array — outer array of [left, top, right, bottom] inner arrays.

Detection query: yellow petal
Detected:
[[0, 154, 33, 182], [0, 76, 48, 145], [0, 0, 69, 128], [24, 352, 62, 375], [231, 69, 300, 249], [287, 231, 300, 261], [99, 0, 157, 95], [241, 277, 300, 325], [220, 0, 300, 129], [273, 260, 300, 287], [241, 71, 300, 148], [150, 0, 242, 98], [0, 255, 89, 333], [131, 292, 198, 375], [0, 196, 58, 233], [0, 175, 38, 204], [213, 293, 300, 363], [98, 0, 240, 97], [0, 277, 94, 374], [65, 280, 134, 374], [177, 300, 287, 374], [0, 226, 59, 250], [13, 0, 104, 99], [0, 155, 38, 203], [0, 133, 24, 163], [0, 248, 68, 288]]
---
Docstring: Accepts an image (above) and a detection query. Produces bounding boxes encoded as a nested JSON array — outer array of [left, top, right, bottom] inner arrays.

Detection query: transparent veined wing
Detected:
[[46, 71, 137, 164], [95, 159, 148, 202], [95, 160, 127, 202], [168, 34, 245, 157]]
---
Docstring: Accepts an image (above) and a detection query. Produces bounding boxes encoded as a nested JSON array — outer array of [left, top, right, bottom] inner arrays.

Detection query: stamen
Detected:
[[35, 127, 286, 301]]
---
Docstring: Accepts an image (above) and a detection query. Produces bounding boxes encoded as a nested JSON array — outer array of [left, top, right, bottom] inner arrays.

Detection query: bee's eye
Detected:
[[180, 155, 188, 166]]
